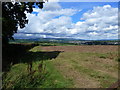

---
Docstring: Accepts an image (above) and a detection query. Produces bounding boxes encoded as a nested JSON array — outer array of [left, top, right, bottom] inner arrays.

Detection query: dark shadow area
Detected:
[[2, 44, 63, 72]]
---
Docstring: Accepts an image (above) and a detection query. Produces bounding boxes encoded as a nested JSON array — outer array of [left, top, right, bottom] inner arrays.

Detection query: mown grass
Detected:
[[39, 61, 73, 88], [73, 65, 116, 88], [50, 51, 118, 88], [2, 44, 119, 88]]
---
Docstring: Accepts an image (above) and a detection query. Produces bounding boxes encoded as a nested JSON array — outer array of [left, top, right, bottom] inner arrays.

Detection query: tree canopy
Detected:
[[2, 1, 44, 45]]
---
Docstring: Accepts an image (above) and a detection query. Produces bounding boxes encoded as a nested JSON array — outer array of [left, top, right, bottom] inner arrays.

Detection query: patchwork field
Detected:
[[3, 45, 119, 88]]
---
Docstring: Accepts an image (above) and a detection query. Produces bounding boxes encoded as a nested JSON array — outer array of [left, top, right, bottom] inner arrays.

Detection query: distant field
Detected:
[[3, 44, 119, 88], [41, 45, 118, 53]]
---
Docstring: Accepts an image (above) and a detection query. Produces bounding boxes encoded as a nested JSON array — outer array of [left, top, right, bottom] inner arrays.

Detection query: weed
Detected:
[[98, 54, 107, 59], [2, 60, 47, 89]]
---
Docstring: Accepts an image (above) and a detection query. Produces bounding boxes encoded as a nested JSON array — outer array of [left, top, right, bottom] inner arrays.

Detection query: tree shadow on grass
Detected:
[[21, 51, 63, 63], [2, 44, 63, 72]]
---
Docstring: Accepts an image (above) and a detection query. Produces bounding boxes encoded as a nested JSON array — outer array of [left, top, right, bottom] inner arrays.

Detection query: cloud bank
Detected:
[[14, 2, 118, 40]]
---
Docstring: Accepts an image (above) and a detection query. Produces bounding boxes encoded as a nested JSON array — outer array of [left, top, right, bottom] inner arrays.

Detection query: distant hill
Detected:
[[11, 38, 119, 42], [12, 38, 85, 42], [10, 38, 119, 45]]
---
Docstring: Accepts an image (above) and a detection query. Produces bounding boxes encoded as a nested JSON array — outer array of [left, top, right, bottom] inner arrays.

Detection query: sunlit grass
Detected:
[[3, 44, 119, 88]]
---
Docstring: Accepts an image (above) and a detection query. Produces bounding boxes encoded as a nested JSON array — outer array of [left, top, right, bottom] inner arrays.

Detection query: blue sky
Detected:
[[14, 2, 118, 40]]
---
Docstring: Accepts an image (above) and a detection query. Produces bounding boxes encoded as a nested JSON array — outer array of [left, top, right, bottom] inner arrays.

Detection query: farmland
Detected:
[[39, 45, 119, 88], [2, 1, 120, 89], [2, 43, 119, 88]]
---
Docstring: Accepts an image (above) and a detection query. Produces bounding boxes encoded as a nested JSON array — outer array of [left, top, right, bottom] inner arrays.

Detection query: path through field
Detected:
[[40, 45, 118, 88]]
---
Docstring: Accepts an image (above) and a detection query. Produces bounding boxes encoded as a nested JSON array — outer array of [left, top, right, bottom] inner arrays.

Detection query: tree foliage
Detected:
[[2, 1, 44, 45]]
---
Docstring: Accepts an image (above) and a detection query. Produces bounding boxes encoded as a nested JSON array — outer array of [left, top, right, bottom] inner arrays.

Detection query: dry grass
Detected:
[[41, 45, 119, 88], [41, 45, 118, 53]]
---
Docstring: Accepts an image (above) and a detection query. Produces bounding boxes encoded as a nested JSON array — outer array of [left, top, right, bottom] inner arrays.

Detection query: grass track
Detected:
[[3, 45, 119, 88], [41, 45, 118, 88]]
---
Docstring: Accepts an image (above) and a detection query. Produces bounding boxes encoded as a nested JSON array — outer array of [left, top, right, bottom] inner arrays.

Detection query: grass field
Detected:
[[2, 44, 119, 88]]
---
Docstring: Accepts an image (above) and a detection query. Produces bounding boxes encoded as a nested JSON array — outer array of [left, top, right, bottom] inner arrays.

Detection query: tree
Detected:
[[2, 1, 44, 45]]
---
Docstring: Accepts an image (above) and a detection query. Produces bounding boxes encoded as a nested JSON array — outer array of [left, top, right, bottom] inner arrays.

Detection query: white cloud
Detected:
[[14, 4, 118, 40], [48, 0, 60, 2], [43, 2, 61, 11], [26, 34, 33, 36], [103, 25, 118, 31], [88, 32, 98, 35], [72, 4, 118, 40], [16, 2, 78, 35]]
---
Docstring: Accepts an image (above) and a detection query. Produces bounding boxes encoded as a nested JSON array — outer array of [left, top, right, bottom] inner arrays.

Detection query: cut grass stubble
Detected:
[[3, 45, 119, 88]]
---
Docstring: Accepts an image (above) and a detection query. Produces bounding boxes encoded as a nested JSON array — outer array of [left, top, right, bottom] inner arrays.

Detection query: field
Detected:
[[2, 44, 119, 88]]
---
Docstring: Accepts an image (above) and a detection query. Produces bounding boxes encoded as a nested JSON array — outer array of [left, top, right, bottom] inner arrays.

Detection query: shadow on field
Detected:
[[2, 44, 63, 72]]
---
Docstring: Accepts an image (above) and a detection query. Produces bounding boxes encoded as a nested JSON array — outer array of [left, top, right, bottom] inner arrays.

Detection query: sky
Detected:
[[13, 1, 118, 40]]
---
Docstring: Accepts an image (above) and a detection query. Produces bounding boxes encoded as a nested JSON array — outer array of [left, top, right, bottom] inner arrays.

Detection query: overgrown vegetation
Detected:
[[3, 62, 47, 88], [2, 43, 73, 89], [3, 60, 72, 88]]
